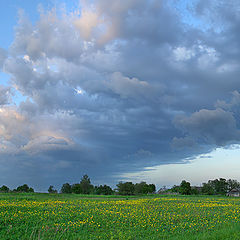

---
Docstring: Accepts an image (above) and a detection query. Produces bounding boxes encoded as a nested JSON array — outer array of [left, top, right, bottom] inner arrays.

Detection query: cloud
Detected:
[[215, 91, 240, 110], [22, 135, 72, 154], [171, 136, 196, 150], [10, 10, 84, 61], [0, 85, 12, 105], [106, 72, 157, 99], [2, 0, 240, 189], [73, 8, 99, 40], [0, 48, 7, 69], [174, 108, 240, 146], [0, 107, 27, 142]]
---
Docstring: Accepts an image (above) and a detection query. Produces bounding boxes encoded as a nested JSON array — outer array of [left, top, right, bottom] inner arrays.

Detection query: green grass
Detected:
[[0, 193, 240, 239]]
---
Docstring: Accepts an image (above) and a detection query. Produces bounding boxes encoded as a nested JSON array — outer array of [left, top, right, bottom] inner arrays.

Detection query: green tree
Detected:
[[0, 185, 9, 193], [48, 185, 57, 193], [16, 184, 34, 193], [80, 175, 94, 194], [191, 187, 200, 195], [201, 183, 214, 195], [170, 185, 180, 193], [135, 182, 149, 194], [95, 185, 113, 195], [71, 183, 82, 194], [134, 182, 155, 194], [227, 179, 240, 191], [179, 180, 191, 195], [208, 178, 228, 195], [61, 183, 72, 194], [116, 182, 135, 195], [148, 184, 156, 193]]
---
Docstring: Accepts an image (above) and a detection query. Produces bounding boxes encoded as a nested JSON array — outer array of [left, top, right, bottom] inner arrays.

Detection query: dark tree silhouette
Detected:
[[48, 185, 57, 193], [61, 183, 72, 194]]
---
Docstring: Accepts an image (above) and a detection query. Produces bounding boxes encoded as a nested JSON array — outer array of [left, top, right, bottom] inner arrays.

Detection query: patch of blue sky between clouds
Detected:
[[169, 0, 209, 31], [0, 71, 26, 106], [12, 89, 27, 106], [0, 72, 10, 86], [0, 0, 80, 49]]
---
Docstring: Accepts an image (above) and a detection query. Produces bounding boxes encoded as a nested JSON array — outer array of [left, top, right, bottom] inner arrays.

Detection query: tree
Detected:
[[16, 184, 34, 193], [148, 184, 156, 193], [95, 185, 113, 195], [134, 182, 156, 194], [0, 185, 9, 193], [72, 183, 82, 194], [79, 175, 94, 194], [116, 182, 135, 195], [201, 183, 214, 195], [208, 178, 228, 195], [170, 185, 180, 193], [179, 180, 191, 195], [227, 179, 240, 191], [61, 183, 72, 194], [135, 182, 149, 194], [48, 185, 57, 193], [191, 187, 200, 195]]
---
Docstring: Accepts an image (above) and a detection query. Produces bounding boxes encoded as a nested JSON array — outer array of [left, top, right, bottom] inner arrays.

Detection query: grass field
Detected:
[[0, 193, 240, 239]]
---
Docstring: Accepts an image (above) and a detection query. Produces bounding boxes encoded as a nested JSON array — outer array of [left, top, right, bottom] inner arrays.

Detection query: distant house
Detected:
[[157, 187, 167, 194], [227, 189, 240, 197]]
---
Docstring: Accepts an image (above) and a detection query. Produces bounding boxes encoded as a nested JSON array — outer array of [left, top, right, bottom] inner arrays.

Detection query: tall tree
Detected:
[[201, 183, 214, 195], [148, 184, 156, 193], [80, 175, 94, 194], [208, 178, 228, 194], [0, 185, 9, 193], [72, 184, 82, 194], [48, 185, 57, 193], [16, 184, 34, 193], [61, 183, 72, 194], [179, 180, 191, 195], [95, 185, 113, 195], [116, 182, 135, 195], [134, 182, 156, 194], [227, 179, 240, 190]]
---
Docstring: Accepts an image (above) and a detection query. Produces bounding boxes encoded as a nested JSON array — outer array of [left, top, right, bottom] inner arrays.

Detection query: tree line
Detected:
[[0, 184, 34, 193], [0, 175, 156, 195], [168, 178, 240, 195], [1, 177, 238, 195], [60, 175, 156, 195]]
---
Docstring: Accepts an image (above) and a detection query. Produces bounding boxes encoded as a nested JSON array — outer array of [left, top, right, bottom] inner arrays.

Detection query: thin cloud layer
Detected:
[[1, 0, 240, 190]]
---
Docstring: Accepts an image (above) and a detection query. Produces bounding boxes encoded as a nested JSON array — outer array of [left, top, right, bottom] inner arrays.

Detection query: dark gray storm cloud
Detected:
[[174, 108, 240, 146], [1, 0, 240, 190]]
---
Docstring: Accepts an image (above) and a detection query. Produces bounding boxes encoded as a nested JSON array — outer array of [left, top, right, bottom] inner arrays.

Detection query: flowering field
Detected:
[[0, 194, 240, 239]]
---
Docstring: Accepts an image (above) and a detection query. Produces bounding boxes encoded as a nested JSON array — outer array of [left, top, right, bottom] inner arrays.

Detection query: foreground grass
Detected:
[[0, 193, 240, 239]]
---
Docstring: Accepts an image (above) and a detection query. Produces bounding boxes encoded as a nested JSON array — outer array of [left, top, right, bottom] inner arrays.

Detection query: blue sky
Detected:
[[0, 1, 48, 49], [1, 0, 240, 191], [0, 0, 78, 105], [0, 1, 82, 48]]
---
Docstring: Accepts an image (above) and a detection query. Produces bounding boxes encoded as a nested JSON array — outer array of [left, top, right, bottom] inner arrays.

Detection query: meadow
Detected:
[[0, 193, 240, 239]]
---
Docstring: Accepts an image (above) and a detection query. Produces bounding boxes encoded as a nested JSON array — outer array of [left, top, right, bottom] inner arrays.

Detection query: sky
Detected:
[[1, 0, 240, 191]]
